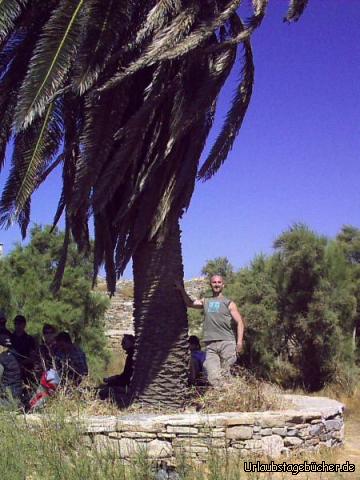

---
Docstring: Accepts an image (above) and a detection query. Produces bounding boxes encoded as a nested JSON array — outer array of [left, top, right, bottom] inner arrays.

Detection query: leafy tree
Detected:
[[202, 257, 234, 282], [0, 1, 308, 407], [336, 226, 360, 357], [226, 255, 282, 379], [204, 225, 360, 391], [0, 225, 109, 379]]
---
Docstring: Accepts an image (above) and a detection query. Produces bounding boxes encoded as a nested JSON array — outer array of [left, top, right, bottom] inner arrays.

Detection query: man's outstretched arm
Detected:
[[174, 281, 204, 309], [229, 302, 245, 354]]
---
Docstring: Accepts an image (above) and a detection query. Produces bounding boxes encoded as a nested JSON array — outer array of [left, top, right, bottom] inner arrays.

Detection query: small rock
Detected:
[[284, 437, 303, 447]]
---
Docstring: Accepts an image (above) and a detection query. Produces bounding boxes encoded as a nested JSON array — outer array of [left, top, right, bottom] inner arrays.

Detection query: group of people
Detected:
[[0, 312, 88, 409], [0, 274, 243, 407]]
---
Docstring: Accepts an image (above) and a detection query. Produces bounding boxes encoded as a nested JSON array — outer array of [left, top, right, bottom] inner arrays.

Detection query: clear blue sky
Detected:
[[1, 1, 359, 279]]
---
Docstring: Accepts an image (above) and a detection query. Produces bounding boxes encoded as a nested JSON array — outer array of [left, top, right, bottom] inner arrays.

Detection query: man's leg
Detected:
[[219, 340, 237, 378], [204, 342, 222, 386]]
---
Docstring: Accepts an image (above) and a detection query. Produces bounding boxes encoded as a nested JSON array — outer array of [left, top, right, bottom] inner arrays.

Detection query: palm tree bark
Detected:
[[130, 219, 188, 408]]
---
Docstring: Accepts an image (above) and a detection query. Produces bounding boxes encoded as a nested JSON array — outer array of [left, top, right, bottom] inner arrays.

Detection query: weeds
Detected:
[[188, 369, 286, 414]]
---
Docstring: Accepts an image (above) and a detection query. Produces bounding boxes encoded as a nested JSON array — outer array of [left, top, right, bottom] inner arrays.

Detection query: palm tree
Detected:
[[0, 0, 308, 407]]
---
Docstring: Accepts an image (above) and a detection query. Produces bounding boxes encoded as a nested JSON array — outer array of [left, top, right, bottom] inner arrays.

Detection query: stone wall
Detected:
[[28, 395, 343, 462], [98, 278, 208, 351]]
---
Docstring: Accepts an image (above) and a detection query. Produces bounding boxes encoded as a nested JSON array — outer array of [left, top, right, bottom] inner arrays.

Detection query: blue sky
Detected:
[[1, 1, 360, 279]]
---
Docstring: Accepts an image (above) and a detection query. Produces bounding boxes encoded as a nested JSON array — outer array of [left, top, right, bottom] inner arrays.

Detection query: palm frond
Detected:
[[284, 0, 309, 22], [0, 0, 27, 43], [198, 22, 254, 181], [14, 0, 88, 129], [92, 81, 175, 211], [18, 197, 30, 239], [71, 0, 130, 94], [0, 29, 25, 76], [51, 188, 65, 231], [0, 101, 63, 229], [135, 0, 183, 47], [0, 17, 49, 169], [72, 85, 131, 213], [93, 210, 116, 294], [247, 0, 268, 28], [99, 5, 200, 91], [51, 213, 70, 293]]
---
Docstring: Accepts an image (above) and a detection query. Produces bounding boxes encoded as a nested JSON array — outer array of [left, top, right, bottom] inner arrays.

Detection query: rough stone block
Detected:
[[272, 428, 287, 436], [309, 423, 324, 436], [284, 437, 303, 447], [110, 431, 156, 439], [244, 439, 262, 450], [260, 428, 272, 436], [261, 435, 284, 458], [174, 445, 209, 454], [259, 415, 285, 428], [305, 437, 320, 446], [226, 426, 253, 440], [86, 416, 118, 433], [298, 427, 310, 438], [224, 413, 258, 426], [325, 419, 342, 431], [146, 439, 172, 458], [166, 426, 198, 434]]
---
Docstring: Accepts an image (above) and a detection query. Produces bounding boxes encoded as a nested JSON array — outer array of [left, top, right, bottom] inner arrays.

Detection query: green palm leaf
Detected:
[[0, 101, 63, 228], [14, 0, 87, 129]]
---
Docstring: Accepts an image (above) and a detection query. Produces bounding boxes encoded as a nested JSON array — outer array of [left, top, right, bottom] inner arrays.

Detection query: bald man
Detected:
[[175, 275, 244, 386]]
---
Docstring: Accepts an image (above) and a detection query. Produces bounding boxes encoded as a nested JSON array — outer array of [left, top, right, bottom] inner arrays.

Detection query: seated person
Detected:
[[34, 324, 58, 377], [10, 315, 37, 383], [55, 332, 88, 385], [0, 311, 11, 338], [0, 335, 23, 406], [100, 334, 135, 399], [189, 335, 206, 386]]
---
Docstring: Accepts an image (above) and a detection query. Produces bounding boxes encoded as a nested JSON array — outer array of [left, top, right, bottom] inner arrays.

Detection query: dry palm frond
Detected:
[[135, 0, 183, 47], [51, 213, 70, 293], [284, 0, 309, 23], [99, 5, 199, 91], [71, 0, 130, 94], [72, 84, 132, 214], [198, 18, 254, 181]]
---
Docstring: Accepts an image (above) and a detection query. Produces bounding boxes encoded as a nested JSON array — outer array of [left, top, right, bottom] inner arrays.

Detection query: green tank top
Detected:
[[203, 296, 235, 342]]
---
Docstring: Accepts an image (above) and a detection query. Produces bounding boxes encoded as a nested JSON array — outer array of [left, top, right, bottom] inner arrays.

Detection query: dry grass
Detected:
[[37, 368, 285, 418], [42, 379, 120, 416], [187, 368, 286, 414]]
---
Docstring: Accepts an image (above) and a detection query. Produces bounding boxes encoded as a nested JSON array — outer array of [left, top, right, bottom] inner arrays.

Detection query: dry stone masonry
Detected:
[[26, 395, 344, 462], [97, 278, 208, 351]]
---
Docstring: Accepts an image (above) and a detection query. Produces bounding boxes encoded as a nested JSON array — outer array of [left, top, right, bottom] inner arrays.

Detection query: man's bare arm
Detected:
[[229, 302, 244, 353], [174, 281, 204, 309]]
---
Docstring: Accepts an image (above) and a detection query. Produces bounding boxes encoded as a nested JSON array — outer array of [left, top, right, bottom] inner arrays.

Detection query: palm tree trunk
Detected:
[[130, 219, 189, 408]]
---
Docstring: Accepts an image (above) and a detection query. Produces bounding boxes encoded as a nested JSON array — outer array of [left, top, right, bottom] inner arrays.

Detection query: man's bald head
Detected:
[[210, 274, 224, 283]]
